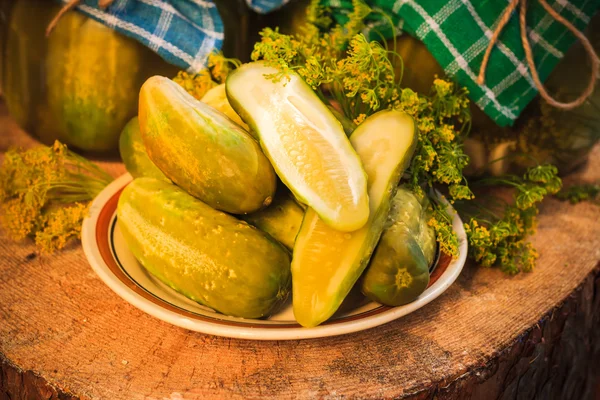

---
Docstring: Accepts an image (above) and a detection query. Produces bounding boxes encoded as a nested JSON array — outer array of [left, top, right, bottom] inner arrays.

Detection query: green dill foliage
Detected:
[[396, 81, 471, 259], [427, 202, 459, 258], [251, 0, 389, 120], [459, 165, 562, 274], [251, 0, 564, 273], [252, 0, 471, 259], [555, 183, 600, 204], [173, 51, 241, 100]]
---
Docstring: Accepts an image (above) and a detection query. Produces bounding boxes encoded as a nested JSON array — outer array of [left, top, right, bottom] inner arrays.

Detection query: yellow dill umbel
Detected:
[[0, 141, 112, 253]]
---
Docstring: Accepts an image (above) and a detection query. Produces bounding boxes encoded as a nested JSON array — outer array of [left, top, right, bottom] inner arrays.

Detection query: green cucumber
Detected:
[[201, 84, 250, 132], [119, 117, 168, 181], [361, 186, 436, 306], [117, 178, 292, 319], [226, 62, 369, 232], [241, 190, 305, 250], [139, 75, 277, 214]]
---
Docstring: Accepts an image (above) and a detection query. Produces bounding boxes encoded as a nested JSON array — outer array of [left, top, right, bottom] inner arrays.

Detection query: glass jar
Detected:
[[464, 22, 600, 176], [0, 0, 252, 153], [388, 23, 600, 176]]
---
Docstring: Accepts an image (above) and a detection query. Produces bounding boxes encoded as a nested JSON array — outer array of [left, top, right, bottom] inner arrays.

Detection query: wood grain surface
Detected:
[[1, 103, 599, 400]]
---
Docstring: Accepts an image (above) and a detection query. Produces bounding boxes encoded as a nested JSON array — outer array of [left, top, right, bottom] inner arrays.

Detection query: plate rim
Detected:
[[82, 174, 468, 340]]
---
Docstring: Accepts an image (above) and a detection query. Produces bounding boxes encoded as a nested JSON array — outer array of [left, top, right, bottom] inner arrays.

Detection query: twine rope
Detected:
[[46, 0, 115, 37], [477, 0, 600, 110]]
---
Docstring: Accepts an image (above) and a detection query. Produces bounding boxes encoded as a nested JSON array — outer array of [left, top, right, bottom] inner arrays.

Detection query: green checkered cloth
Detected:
[[326, 0, 600, 126]]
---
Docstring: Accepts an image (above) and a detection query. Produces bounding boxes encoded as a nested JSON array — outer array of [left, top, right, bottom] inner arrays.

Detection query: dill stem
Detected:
[[66, 152, 112, 179], [66, 171, 112, 186]]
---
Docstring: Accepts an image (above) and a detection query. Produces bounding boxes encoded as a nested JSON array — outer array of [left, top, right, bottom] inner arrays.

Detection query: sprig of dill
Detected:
[[458, 165, 561, 274], [0, 141, 113, 253], [251, 0, 471, 257], [172, 51, 241, 100], [251, 0, 563, 273], [555, 182, 599, 204]]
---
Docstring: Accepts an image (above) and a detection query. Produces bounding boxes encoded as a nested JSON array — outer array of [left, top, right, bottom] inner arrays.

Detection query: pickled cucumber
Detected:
[[119, 117, 168, 181], [117, 178, 292, 319], [226, 62, 369, 232], [291, 110, 417, 327], [201, 84, 250, 132], [241, 191, 304, 250], [139, 76, 276, 214], [361, 186, 436, 306]]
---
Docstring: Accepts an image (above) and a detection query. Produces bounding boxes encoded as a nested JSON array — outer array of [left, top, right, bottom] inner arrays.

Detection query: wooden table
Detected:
[[1, 104, 599, 400]]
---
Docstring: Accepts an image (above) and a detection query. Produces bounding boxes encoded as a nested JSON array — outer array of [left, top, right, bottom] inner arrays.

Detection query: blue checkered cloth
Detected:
[[57, 0, 286, 72]]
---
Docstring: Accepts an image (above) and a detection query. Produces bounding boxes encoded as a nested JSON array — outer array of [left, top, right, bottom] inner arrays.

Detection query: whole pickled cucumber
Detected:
[[119, 117, 168, 181], [139, 76, 277, 214], [241, 191, 304, 250], [201, 84, 250, 132], [117, 178, 292, 319], [361, 186, 436, 306], [414, 194, 437, 267]]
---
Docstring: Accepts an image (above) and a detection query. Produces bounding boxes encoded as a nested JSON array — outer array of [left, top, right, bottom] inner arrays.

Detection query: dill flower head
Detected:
[[172, 51, 241, 100], [239, 0, 565, 274], [172, 70, 217, 100], [0, 141, 112, 253], [207, 52, 242, 83], [34, 203, 90, 253]]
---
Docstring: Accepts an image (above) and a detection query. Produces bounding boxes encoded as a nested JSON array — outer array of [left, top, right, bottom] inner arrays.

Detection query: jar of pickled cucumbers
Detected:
[[0, 0, 252, 153], [392, 18, 600, 176]]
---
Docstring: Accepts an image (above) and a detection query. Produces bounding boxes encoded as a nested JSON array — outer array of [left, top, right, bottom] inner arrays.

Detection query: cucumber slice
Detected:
[[291, 110, 417, 327], [226, 62, 369, 232]]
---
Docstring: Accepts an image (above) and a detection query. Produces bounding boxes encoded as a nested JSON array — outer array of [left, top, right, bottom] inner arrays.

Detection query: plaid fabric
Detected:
[[56, 0, 284, 73], [326, 0, 600, 126], [247, 0, 291, 13]]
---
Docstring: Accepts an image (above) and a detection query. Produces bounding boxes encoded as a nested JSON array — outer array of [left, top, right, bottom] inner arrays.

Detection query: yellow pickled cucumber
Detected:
[[291, 110, 417, 327], [119, 117, 168, 181], [139, 76, 277, 214], [361, 186, 436, 306], [117, 178, 292, 319], [226, 62, 369, 232], [201, 84, 250, 132], [241, 191, 305, 250]]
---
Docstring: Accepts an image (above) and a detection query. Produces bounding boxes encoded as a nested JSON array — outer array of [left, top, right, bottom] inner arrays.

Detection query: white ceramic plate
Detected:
[[82, 174, 467, 340]]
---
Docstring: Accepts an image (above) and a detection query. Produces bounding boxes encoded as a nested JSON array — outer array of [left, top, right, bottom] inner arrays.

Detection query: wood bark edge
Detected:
[[402, 262, 600, 399], [1, 263, 599, 400], [0, 354, 80, 400]]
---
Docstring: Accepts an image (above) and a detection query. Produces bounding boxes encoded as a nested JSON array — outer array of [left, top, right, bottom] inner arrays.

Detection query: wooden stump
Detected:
[[1, 104, 599, 400]]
